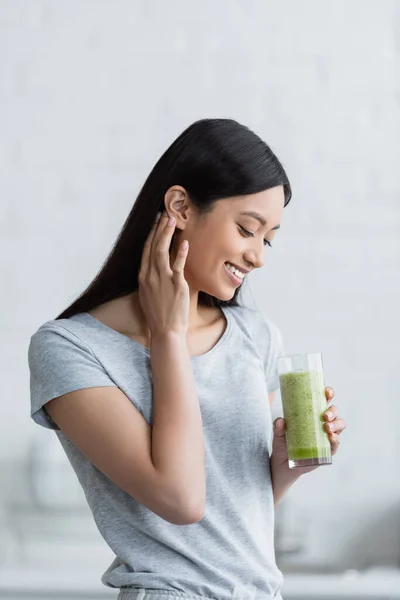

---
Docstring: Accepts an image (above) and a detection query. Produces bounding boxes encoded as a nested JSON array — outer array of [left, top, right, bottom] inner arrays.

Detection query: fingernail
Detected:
[[167, 216, 175, 227], [326, 411, 333, 421], [155, 212, 162, 222]]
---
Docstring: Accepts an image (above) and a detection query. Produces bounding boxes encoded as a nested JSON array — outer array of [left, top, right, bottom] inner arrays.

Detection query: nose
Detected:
[[244, 245, 265, 270]]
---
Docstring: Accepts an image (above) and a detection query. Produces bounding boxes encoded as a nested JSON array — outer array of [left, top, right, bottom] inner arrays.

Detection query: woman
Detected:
[[28, 118, 346, 600]]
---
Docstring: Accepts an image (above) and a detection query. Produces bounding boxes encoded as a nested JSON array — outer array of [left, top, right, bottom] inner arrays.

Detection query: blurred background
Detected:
[[1, 0, 399, 598]]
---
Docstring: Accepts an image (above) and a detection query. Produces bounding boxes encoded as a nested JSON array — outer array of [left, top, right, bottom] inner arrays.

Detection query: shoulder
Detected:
[[225, 304, 282, 346], [29, 316, 88, 346], [28, 316, 98, 366], [28, 317, 117, 431], [224, 304, 284, 392]]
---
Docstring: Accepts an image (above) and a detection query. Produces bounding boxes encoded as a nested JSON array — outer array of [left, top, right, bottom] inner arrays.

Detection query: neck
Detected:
[[126, 290, 212, 340]]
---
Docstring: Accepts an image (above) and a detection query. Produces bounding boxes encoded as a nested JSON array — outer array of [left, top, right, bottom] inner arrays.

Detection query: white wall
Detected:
[[1, 0, 399, 575]]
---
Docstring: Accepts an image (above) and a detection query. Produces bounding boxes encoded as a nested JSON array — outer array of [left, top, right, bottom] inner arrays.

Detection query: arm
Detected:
[[270, 459, 301, 507], [44, 332, 205, 526], [150, 331, 205, 520], [268, 391, 301, 507]]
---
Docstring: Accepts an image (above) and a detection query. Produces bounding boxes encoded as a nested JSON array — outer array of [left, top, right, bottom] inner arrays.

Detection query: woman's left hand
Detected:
[[271, 386, 347, 475]]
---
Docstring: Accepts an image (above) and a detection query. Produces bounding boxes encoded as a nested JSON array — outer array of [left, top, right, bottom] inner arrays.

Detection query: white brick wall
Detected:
[[1, 0, 399, 571]]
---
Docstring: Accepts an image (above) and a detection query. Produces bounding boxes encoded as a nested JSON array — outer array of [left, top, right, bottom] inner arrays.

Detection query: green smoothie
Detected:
[[279, 370, 331, 462]]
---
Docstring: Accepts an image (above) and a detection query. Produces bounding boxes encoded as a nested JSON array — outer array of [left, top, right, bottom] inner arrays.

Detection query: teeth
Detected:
[[226, 263, 245, 279]]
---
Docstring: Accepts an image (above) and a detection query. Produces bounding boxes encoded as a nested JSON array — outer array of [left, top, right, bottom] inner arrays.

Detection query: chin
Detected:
[[218, 288, 236, 301], [190, 268, 238, 301], [201, 283, 236, 302]]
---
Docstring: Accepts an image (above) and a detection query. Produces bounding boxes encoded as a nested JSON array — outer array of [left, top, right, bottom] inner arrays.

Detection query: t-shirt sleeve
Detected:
[[253, 312, 285, 394], [28, 323, 117, 430]]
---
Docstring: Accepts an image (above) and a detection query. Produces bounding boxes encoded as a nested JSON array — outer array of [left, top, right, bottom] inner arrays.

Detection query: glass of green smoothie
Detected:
[[277, 353, 332, 469]]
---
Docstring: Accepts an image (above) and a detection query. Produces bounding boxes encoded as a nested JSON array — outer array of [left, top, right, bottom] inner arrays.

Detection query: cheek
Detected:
[[185, 222, 233, 266], [192, 238, 226, 263], [184, 237, 222, 278]]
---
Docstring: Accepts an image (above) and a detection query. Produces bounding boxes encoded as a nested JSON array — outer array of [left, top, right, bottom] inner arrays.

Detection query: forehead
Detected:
[[217, 187, 285, 219]]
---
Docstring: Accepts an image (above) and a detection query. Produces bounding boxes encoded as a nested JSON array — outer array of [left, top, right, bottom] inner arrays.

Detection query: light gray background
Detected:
[[1, 0, 399, 595]]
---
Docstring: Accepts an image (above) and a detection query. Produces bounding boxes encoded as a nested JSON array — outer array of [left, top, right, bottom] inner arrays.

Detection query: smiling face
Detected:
[[166, 186, 285, 301]]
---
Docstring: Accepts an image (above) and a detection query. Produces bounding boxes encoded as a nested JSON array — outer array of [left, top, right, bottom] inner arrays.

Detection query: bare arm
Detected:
[[268, 391, 301, 506], [150, 331, 205, 520], [45, 341, 205, 529], [271, 460, 301, 507]]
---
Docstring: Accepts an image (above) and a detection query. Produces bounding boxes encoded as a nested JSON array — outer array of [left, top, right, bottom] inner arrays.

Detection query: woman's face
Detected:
[[169, 186, 285, 301]]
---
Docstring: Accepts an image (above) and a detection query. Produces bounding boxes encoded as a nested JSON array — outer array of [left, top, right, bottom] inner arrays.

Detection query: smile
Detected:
[[223, 263, 245, 286]]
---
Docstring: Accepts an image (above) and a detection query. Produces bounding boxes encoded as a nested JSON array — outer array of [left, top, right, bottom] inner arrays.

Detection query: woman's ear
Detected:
[[164, 186, 192, 231]]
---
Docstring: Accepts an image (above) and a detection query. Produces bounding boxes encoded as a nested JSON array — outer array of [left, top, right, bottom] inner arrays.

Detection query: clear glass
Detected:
[[277, 353, 332, 469]]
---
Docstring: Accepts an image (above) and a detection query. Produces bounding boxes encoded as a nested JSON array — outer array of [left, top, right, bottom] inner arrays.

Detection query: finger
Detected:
[[323, 405, 339, 421], [325, 417, 347, 435], [172, 239, 189, 278], [329, 433, 341, 455], [325, 386, 335, 401], [140, 212, 162, 278], [153, 214, 177, 272], [273, 417, 286, 437], [150, 211, 170, 257]]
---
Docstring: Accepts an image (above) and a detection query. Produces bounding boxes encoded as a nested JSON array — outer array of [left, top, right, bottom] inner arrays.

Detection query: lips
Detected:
[[225, 262, 250, 275], [223, 263, 244, 286]]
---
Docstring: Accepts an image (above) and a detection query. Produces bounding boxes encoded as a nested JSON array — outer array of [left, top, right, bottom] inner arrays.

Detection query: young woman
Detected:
[[28, 118, 346, 600]]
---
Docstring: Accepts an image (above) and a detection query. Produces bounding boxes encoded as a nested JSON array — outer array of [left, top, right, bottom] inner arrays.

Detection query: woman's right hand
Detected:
[[138, 211, 190, 338]]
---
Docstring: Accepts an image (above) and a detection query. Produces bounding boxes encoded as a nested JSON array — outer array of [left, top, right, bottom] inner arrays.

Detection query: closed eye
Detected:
[[238, 226, 272, 248]]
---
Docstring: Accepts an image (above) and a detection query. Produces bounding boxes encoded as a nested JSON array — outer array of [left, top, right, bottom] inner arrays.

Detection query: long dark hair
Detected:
[[56, 118, 291, 320]]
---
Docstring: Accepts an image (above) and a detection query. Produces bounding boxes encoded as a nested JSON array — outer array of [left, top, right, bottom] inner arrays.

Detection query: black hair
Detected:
[[56, 118, 291, 319]]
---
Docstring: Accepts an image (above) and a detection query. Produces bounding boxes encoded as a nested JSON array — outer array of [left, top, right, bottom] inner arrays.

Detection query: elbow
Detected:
[[149, 475, 206, 525], [170, 497, 205, 525], [169, 489, 205, 525], [182, 504, 205, 525], [171, 507, 204, 525], [140, 499, 204, 526], [166, 477, 206, 525]]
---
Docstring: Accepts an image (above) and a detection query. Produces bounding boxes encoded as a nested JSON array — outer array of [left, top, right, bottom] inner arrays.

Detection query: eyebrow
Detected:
[[239, 211, 281, 230]]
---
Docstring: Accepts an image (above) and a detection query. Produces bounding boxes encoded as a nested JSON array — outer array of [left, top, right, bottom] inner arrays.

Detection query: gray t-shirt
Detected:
[[28, 304, 285, 600]]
